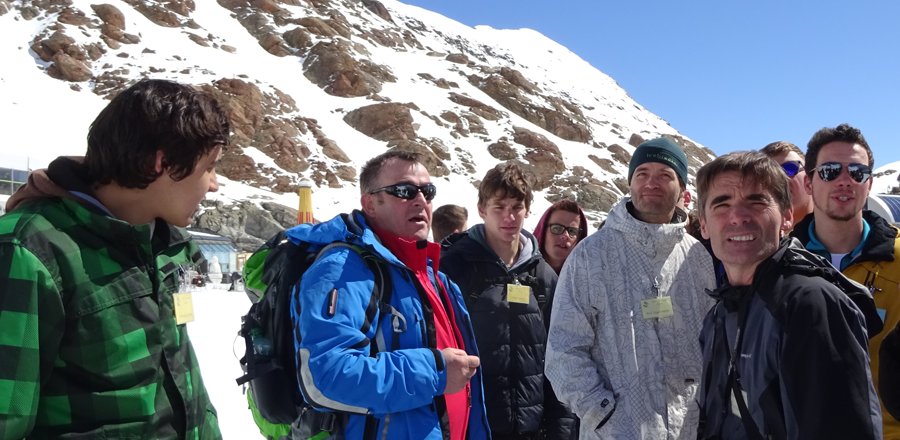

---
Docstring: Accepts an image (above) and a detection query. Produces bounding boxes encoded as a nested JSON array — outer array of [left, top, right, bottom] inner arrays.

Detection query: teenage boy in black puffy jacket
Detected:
[[441, 162, 576, 440]]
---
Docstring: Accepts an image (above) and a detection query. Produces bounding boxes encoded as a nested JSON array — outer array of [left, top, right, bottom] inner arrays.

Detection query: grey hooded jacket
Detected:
[[546, 198, 716, 439]]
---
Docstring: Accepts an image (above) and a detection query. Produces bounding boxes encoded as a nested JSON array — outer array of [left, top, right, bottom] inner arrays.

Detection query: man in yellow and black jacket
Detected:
[[792, 123, 900, 439]]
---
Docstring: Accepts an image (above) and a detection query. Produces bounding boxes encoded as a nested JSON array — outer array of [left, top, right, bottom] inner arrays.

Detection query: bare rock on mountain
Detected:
[[303, 40, 395, 97], [199, 79, 313, 189], [588, 154, 617, 175], [33, 30, 75, 62], [488, 139, 517, 160], [91, 4, 125, 28], [298, 16, 348, 38], [471, 71, 591, 142], [500, 67, 538, 93], [0, 1, 13, 16], [512, 127, 565, 190], [58, 6, 92, 25], [628, 133, 645, 147], [386, 140, 450, 178], [282, 27, 312, 50], [549, 171, 620, 215], [258, 32, 291, 56], [361, 0, 393, 22], [194, 200, 298, 251], [446, 53, 468, 64], [448, 92, 504, 121], [665, 134, 715, 179], [122, 0, 193, 27], [344, 103, 416, 141], [606, 143, 631, 165], [47, 52, 92, 82]]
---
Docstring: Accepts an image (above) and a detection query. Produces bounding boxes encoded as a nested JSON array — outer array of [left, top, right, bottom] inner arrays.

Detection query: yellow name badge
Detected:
[[174, 292, 195, 325], [507, 284, 531, 304], [641, 296, 674, 319]]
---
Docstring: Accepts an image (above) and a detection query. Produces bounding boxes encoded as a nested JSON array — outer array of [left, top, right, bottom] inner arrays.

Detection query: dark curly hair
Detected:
[[85, 79, 230, 189]]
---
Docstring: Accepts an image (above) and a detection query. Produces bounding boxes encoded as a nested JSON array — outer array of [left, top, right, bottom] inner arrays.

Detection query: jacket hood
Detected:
[[464, 223, 540, 270], [793, 210, 898, 263], [5, 156, 87, 212], [283, 210, 407, 268], [605, 197, 688, 249], [533, 203, 589, 260], [708, 237, 883, 338]]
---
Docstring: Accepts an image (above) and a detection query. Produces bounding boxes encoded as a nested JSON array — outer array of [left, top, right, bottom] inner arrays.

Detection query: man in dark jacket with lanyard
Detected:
[[695, 151, 881, 439], [441, 161, 576, 440], [289, 150, 490, 440], [0, 79, 225, 438], [790, 123, 900, 438]]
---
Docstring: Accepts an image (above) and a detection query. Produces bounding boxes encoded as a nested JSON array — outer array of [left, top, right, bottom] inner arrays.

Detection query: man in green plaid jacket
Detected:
[[0, 79, 228, 439]]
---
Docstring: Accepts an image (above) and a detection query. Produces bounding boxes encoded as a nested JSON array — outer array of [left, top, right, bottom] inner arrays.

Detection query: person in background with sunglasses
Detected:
[[760, 140, 814, 229], [533, 199, 589, 274], [546, 137, 716, 439], [790, 123, 900, 439], [441, 162, 577, 440], [286, 149, 491, 440]]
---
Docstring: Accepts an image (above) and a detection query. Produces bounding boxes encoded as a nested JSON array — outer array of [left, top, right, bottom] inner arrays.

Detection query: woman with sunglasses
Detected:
[[533, 199, 589, 274]]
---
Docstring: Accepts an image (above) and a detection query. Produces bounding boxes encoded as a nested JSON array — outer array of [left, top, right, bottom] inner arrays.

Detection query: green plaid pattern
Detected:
[[0, 197, 221, 439]]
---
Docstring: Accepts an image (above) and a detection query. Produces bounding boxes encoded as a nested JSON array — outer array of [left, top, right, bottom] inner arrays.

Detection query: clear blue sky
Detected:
[[403, 1, 900, 167]]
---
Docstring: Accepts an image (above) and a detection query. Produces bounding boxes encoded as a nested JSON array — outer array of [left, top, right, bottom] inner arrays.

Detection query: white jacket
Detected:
[[546, 198, 716, 440]]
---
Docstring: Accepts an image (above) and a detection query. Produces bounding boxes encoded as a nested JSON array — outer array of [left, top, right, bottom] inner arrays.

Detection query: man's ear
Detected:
[[361, 193, 376, 217], [154, 150, 166, 174], [699, 215, 709, 240], [782, 210, 794, 235]]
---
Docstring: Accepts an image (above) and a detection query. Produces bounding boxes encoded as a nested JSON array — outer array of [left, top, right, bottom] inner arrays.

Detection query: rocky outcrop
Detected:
[[47, 52, 92, 82], [303, 40, 396, 97], [385, 140, 450, 178], [193, 200, 299, 251], [343, 102, 416, 141], [513, 127, 565, 190], [470, 69, 591, 142]]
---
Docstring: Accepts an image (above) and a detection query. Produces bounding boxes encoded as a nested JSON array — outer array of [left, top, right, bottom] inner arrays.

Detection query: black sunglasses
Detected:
[[780, 161, 803, 178], [548, 223, 581, 238], [813, 162, 872, 184], [369, 182, 437, 201]]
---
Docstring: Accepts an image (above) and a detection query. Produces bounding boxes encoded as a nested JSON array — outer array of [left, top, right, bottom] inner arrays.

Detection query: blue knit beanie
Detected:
[[627, 137, 689, 185]]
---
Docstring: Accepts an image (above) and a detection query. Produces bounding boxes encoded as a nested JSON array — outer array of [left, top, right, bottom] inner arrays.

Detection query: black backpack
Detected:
[[235, 222, 393, 439]]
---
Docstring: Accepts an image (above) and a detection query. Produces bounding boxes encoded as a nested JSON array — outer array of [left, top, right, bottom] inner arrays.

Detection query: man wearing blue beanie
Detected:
[[547, 136, 715, 439]]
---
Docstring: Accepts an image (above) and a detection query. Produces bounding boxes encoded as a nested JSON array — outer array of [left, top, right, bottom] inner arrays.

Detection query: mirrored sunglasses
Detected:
[[548, 223, 581, 238], [369, 182, 437, 201], [780, 161, 803, 178], [814, 162, 872, 184]]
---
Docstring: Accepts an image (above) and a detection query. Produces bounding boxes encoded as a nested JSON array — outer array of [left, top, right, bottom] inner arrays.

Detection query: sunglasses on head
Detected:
[[813, 162, 872, 183], [780, 161, 803, 178], [369, 182, 437, 201], [548, 223, 581, 238]]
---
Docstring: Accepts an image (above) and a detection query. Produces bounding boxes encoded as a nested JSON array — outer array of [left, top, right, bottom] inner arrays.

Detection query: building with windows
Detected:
[[0, 167, 29, 215], [187, 229, 239, 283]]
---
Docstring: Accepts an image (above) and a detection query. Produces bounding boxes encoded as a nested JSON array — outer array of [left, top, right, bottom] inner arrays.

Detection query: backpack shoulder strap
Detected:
[[314, 242, 398, 353]]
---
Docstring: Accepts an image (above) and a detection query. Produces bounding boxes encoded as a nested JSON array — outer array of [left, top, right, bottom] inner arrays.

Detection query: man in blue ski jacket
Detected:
[[288, 150, 491, 440]]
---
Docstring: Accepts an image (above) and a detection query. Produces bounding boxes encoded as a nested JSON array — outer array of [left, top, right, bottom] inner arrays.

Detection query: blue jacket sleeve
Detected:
[[292, 247, 446, 415]]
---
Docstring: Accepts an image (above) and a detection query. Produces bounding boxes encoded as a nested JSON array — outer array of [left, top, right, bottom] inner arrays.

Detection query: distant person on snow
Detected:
[[0, 79, 226, 438]]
